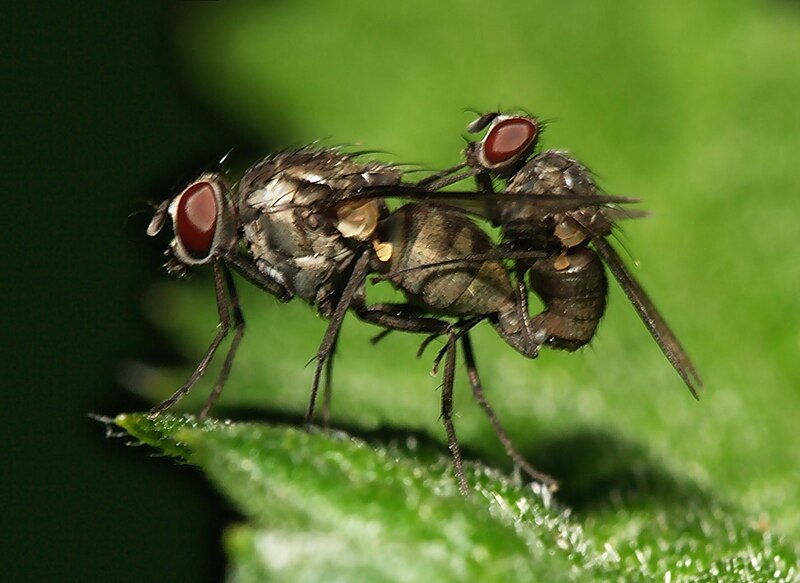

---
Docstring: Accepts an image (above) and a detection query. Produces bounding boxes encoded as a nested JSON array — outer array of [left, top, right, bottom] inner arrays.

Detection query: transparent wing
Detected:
[[572, 216, 702, 398]]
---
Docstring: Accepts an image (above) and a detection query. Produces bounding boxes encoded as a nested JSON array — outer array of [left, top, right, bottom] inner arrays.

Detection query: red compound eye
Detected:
[[176, 181, 218, 259], [483, 117, 538, 166]]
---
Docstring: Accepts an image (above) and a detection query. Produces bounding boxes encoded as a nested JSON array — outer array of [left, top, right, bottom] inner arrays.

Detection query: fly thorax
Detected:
[[242, 174, 356, 305], [531, 151, 597, 195]]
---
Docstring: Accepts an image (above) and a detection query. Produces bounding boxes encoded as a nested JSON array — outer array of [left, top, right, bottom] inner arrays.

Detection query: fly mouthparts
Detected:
[[146, 199, 170, 236]]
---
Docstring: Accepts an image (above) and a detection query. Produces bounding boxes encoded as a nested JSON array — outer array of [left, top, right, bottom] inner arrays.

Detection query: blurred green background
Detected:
[[4, 0, 800, 580]]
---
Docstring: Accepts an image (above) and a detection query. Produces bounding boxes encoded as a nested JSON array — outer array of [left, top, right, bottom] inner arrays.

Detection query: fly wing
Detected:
[[571, 215, 703, 398], [262, 183, 638, 215], [602, 206, 650, 222], [340, 184, 637, 206], [373, 247, 551, 283]]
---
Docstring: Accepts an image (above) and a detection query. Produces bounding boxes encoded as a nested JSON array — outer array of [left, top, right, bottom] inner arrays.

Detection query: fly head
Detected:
[[147, 174, 239, 274], [465, 113, 541, 179]]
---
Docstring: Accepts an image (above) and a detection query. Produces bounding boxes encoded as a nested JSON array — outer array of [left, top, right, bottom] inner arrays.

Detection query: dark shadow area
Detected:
[[220, 395, 713, 514], [523, 428, 711, 512], [1, 3, 282, 581]]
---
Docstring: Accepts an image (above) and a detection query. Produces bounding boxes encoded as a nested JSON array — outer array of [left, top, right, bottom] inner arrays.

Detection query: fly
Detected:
[[420, 112, 702, 397]]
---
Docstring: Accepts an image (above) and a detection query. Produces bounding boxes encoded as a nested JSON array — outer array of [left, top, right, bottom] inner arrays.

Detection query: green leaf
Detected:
[[115, 414, 797, 582]]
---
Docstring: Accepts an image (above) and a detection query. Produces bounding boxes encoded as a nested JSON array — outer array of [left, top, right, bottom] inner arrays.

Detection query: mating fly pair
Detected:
[[145, 116, 700, 494]]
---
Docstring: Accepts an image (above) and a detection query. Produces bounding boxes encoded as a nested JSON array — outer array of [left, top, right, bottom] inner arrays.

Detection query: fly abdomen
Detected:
[[383, 203, 515, 317], [528, 247, 607, 350]]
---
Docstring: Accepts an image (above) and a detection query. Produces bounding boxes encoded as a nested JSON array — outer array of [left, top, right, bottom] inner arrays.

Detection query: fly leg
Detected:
[[307, 251, 371, 426], [424, 319, 556, 488], [225, 251, 293, 302], [440, 331, 465, 495], [461, 334, 557, 489], [321, 332, 338, 429], [366, 304, 430, 345], [415, 162, 472, 190], [352, 302, 470, 496], [150, 261, 239, 417], [199, 266, 245, 419]]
